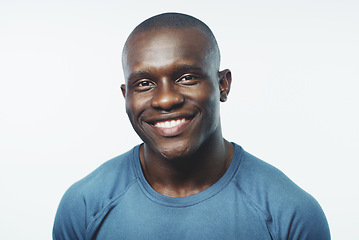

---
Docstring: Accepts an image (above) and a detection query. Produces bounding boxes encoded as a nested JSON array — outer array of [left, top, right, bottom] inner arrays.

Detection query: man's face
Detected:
[[122, 27, 229, 160]]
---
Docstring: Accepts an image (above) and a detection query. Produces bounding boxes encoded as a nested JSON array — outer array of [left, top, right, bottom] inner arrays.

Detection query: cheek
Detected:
[[125, 99, 147, 139], [199, 84, 221, 123], [125, 96, 141, 122], [125, 93, 152, 129], [196, 82, 220, 109]]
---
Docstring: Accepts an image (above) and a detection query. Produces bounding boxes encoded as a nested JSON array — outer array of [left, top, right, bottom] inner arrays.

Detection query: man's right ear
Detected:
[[121, 84, 126, 98]]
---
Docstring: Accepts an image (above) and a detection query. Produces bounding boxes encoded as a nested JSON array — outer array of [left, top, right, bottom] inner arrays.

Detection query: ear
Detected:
[[120, 84, 126, 98], [218, 69, 232, 102]]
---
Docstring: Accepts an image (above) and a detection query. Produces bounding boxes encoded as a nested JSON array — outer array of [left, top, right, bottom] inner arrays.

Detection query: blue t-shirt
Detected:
[[53, 143, 330, 239]]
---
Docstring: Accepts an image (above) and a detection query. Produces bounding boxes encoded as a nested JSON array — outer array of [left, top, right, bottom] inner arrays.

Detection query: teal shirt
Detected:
[[53, 144, 330, 239]]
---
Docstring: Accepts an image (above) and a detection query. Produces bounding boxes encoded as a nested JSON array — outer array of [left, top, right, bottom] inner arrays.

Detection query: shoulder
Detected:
[[53, 146, 140, 240], [75, 146, 138, 198], [233, 145, 330, 239]]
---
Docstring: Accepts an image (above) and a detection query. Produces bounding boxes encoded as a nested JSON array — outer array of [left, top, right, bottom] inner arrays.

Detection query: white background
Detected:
[[1, 0, 358, 239]]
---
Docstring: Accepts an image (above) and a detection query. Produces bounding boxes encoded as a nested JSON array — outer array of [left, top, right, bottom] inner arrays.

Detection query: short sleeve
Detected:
[[282, 195, 330, 240], [53, 183, 87, 240]]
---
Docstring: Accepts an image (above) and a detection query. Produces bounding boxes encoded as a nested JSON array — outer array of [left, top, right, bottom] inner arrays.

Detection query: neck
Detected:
[[139, 133, 234, 198]]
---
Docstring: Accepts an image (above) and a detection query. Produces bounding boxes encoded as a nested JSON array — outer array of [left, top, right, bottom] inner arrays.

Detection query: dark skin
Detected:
[[121, 27, 234, 197]]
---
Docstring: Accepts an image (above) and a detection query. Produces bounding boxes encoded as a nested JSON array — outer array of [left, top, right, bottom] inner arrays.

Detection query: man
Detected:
[[53, 13, 330, 239]]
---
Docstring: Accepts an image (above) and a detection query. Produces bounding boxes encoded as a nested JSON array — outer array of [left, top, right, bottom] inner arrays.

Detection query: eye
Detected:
[[134, 80, 156, 91], [137, 81, 153, 87], [176, 75, 199, 85]]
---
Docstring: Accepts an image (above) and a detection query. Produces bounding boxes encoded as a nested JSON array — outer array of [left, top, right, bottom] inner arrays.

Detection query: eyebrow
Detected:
[[173, 64, 202, 72], [127, 70, 152, 82], [127, 64, 203, 82]]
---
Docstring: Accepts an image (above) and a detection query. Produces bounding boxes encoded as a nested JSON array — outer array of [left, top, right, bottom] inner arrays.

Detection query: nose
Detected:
[[151, 81, 184, 111]]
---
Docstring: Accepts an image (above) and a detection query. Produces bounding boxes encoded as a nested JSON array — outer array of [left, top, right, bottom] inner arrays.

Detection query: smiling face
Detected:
[[122, 27, 231, 160]]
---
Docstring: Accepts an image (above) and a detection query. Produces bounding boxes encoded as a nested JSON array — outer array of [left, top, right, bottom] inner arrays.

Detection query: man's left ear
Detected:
[[218, 69, 232, 102]]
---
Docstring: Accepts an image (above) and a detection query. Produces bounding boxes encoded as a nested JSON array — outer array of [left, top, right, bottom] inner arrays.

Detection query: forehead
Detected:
[[123, 28, 214, 78]]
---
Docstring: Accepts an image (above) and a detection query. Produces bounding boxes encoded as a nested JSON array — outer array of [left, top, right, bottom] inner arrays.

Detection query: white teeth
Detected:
[[154, 118, 186, 128]]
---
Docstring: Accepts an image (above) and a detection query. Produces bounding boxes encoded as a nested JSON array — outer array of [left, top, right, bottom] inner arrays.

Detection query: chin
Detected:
[[155, 141, 197, 161]]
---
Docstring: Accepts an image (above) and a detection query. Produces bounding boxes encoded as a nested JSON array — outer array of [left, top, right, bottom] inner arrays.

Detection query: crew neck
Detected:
[[131, 143, 243, 207]]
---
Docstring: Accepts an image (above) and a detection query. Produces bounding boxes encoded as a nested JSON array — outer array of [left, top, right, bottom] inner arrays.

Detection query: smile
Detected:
[[148, 117, 192, 137], [154, 118, 186, 128]]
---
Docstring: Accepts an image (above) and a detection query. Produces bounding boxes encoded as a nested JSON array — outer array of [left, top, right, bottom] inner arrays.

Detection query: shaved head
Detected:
[[122, 13, 221, 72]]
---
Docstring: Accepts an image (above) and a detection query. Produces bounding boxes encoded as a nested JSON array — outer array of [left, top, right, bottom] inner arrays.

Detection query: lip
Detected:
[[144, 114, 195, 137]]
